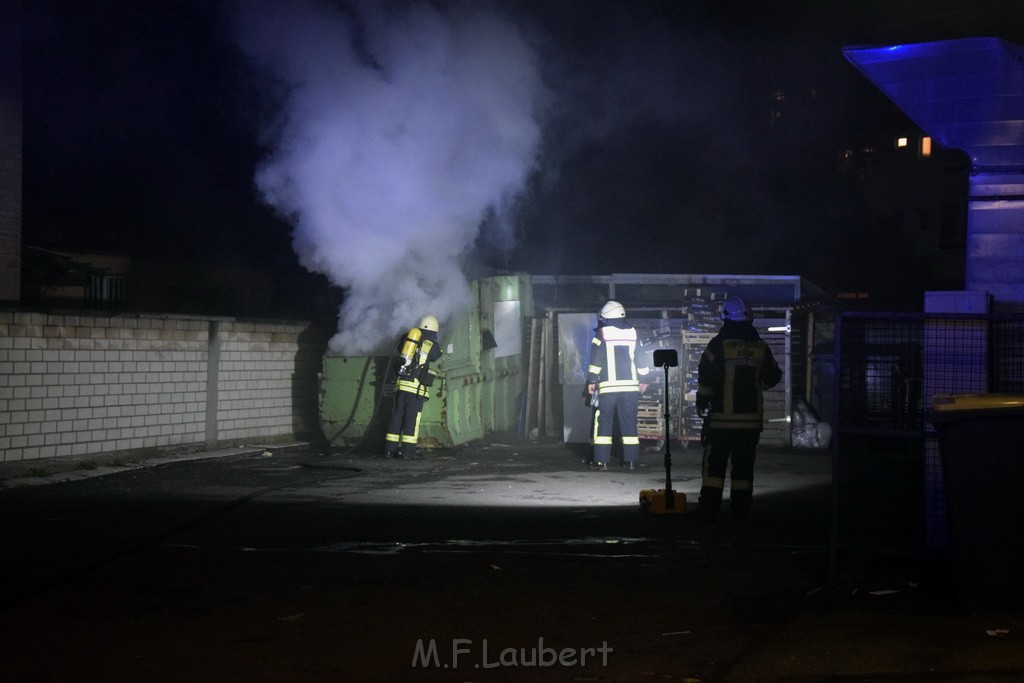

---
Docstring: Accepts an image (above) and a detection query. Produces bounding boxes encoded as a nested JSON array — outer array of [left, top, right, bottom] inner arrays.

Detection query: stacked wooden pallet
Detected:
[[680, 288, 729, 443]]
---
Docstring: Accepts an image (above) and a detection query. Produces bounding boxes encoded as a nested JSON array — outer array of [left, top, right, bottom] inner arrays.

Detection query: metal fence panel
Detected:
[[832, 312, 1024, 564]]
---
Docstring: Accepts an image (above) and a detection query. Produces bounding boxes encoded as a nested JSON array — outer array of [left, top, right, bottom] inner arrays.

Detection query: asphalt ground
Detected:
[[1, 439, 1022, 682]]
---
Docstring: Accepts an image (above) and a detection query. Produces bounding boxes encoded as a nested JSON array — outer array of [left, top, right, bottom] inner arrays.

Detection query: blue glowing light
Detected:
[[843, 37, 1024, 170]]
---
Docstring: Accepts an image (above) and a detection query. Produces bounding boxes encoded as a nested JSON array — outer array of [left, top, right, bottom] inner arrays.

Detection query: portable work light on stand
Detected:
[[639, 349, 686, 514]]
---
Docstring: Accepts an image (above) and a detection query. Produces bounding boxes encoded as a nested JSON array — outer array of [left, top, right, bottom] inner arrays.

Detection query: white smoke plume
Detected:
[[232, 0, 547, 353]]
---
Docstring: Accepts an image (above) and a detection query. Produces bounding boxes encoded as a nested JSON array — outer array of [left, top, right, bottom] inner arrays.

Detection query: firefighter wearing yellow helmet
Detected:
[[385, 314, 442, 459], [586, 300, 649, 471], [694, 295, 782, 519]]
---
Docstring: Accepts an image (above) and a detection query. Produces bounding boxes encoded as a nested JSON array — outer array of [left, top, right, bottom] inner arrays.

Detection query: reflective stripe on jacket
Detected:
[[697, 322, 781, 431], [395, 330, 441, 398], [586, 321, 648, 394]]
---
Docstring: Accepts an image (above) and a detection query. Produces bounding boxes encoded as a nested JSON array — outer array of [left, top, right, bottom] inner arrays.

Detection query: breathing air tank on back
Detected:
[[398, 326, 423, 376]]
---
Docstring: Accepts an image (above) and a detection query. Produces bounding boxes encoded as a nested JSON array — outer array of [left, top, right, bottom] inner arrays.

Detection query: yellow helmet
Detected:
[[419, 315, 439, 332]]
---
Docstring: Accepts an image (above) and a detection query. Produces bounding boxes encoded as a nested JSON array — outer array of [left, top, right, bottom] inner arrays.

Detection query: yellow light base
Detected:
[[639, 488, 688, 515]]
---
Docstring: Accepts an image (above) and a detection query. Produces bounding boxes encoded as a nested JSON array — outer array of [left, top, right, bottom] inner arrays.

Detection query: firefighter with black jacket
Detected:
[[695, 296, 782, 519], [586, 300, 649, 471], [385, 315, 442, 459]]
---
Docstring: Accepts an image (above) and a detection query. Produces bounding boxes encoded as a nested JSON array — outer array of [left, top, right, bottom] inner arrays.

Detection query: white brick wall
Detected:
[[216, 322, 313, 442], [0, 311, 325, 463]]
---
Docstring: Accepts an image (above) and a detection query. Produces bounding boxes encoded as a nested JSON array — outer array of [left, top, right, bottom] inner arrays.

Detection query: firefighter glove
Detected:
[[696, 395, 710, 415]]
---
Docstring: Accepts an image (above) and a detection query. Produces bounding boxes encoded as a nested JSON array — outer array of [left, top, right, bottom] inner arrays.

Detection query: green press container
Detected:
[[318, 274, 533, 450]]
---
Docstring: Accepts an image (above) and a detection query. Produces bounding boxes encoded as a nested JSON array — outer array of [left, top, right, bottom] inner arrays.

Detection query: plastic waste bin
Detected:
[[930, 393, 1024, 609]]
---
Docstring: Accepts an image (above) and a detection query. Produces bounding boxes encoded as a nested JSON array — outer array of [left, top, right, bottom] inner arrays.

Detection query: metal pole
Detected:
[[663, 362, 675, 509], [829, 311, 843, 584]]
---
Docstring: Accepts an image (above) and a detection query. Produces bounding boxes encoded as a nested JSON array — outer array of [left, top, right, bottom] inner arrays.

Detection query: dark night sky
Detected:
[[17, 1, 1024, 309]]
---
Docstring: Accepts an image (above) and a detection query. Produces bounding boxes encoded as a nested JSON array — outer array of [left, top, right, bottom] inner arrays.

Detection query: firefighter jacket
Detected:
[[586, 319, 649, 394], [696, 320, 782, 431], [395, 328, 442, 398]]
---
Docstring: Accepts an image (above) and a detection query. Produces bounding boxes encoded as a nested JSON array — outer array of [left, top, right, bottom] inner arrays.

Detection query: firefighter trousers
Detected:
[[698, 429, 761, 514], [385, 390, 425, 457], [592, 390, 640, 465]]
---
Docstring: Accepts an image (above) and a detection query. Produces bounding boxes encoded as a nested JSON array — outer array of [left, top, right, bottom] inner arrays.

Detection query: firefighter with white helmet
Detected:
[[585, 300, 649, 471], [385, 314, 442, 459], [695, 295, 782, 518]]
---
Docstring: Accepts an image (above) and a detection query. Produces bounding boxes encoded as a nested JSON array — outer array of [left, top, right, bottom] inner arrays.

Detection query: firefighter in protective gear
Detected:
[[586, 301, 649, 471], [385, 315, 442, 459], [695, 295, 782, 518]]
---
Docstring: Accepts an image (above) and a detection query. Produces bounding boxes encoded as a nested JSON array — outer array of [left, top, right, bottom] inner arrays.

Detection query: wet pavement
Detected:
[[1, 439, 1022, 681]]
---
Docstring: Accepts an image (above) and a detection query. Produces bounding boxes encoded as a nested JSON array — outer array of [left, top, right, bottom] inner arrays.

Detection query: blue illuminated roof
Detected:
[[843, 38, 1024, 169]]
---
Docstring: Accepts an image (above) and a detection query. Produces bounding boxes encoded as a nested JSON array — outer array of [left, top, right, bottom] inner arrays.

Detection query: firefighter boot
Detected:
[[696, 486, 723, 521], [730, 490, 752, 518]]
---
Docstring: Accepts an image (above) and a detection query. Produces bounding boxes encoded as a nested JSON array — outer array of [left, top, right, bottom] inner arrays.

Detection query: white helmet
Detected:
[[720, 296, 750, 322], [599, 300, 626, 320], [418, 315, 439, 332]]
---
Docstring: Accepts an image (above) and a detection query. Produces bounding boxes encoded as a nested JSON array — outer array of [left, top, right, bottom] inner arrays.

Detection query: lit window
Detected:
[[896, 137, 908, 148], [921, 136, 932, 157]]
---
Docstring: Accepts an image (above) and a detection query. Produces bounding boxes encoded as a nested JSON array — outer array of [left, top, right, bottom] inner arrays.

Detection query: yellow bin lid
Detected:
[[931, 393, 1024, 421]]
